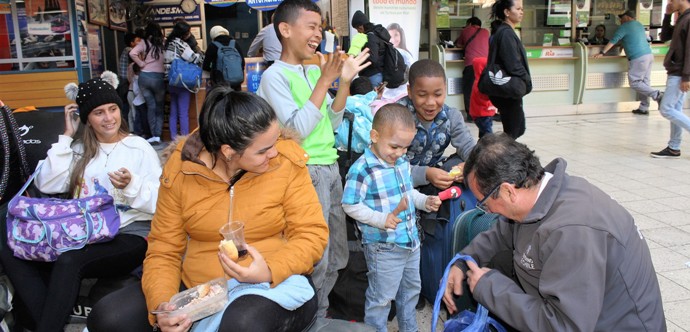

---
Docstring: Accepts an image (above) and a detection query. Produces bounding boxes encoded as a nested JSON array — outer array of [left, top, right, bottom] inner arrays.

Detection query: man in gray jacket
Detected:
[[443, 133, 665, 331]]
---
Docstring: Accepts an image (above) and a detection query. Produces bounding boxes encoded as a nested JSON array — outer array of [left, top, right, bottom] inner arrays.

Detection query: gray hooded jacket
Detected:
[[462, 158, 665, 331]]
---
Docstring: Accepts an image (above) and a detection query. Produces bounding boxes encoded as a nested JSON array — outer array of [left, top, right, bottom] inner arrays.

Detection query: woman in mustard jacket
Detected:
[[88, 88, 328, 332]]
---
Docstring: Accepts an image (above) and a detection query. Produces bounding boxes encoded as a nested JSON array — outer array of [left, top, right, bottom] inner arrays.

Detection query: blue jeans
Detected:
[[307, 163, 348, 318], [474, 116, 493, 138], [659, 75, 690, 150], [367, 73, 383, 88], [363, 243, 420, 332], [138, 71, 166, 137], [168, 85, 191, 140], [628, 54, 660, 111]]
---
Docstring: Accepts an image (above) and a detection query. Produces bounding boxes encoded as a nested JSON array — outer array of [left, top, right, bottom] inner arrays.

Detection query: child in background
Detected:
[[335, 77, 377, 154], [470, 57, 497, 138], [342, 103, 441, 332], [256, 0, 370, 318], [130, 63, 149, 138], [396, 59, 476, 189]]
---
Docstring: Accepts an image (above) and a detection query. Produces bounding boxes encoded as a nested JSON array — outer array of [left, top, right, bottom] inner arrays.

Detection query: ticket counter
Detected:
[[433, 42, 677, 117]]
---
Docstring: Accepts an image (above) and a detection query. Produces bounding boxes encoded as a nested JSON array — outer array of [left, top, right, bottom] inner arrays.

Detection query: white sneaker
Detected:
[[148, 136, 161, 145]]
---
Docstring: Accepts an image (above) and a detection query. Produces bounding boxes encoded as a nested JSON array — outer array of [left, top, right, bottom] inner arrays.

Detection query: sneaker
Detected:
[[148, 136, 161, 145], [632, 109, 649, 115], [650, 147, 680, 159], [654, 91, 664, 103]]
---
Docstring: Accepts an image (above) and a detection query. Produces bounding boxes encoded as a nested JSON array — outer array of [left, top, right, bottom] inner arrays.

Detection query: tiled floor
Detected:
[[404, 111, 690, 332], [68, 110, 690, 331]]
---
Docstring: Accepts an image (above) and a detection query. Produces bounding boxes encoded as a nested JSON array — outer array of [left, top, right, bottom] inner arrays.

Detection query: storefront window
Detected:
[[0, 0, 75, 71]]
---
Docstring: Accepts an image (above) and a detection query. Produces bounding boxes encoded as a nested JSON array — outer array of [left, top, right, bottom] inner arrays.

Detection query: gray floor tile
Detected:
[[660, 269, 690, 292], [641, 227, 690, 248], [650, 210, 690, 227], [663, 300, 690, 331], [666, 320, 688, 332], [650, 248, 690, 272], [657, 275, 690, 302]]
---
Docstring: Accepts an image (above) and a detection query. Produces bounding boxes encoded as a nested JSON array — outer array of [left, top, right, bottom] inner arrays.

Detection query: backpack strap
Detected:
[[463, 28, 482, 49], [229, 39, 235, 48]]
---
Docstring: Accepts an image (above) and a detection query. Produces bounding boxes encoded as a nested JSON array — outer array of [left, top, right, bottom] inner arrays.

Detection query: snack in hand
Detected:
[[448, 167, 462, 177], [218, 240, 239, 262]]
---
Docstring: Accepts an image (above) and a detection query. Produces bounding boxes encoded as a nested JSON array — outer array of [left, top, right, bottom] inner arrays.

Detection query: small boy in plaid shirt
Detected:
[[342, 103, 441, 332]]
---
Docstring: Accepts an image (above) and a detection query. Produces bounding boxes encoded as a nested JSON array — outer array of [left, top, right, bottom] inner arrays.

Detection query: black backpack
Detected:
[[367, 27, 406, 89]]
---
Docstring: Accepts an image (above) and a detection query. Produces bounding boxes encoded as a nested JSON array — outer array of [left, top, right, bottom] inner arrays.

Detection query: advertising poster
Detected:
[[245, 61, 267, 93], [368, 0, 423, 64], [593, 0, 626, 16], [547, 0, 590, 27]]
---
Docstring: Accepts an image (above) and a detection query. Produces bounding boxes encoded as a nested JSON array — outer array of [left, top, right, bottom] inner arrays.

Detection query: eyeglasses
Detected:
[[476, 183, 500, 213]]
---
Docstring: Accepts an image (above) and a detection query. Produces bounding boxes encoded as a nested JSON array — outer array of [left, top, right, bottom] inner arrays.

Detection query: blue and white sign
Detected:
[[152, 4, 201, 23], [246, 0, 317, 11], [204, 0, 239, 7]]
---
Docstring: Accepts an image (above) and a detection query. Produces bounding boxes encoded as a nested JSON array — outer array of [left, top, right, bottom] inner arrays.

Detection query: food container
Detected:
[[167, 277, 228, 322]]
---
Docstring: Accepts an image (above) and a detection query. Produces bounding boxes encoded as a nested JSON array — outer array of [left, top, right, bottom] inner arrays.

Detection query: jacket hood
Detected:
[[371, 24, 391, 41], [351, 10, 369, 28]]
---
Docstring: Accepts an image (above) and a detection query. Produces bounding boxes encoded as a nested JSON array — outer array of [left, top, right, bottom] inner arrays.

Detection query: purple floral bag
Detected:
[[6, 163, 120, 262]]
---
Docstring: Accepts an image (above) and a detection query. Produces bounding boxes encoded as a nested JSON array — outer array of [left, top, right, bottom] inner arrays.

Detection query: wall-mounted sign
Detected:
[[205, 0, 239, 7], [152, 3, 201, 23], [246, 0, 317, 11]]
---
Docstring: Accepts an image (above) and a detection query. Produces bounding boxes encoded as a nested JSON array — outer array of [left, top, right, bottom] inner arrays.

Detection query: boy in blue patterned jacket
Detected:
[[397, 59, 477, 189], [342, 104, 441, 332]]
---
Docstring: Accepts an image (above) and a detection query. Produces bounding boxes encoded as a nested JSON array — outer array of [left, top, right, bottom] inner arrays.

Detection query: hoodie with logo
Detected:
[[460, 158, 665, 331]]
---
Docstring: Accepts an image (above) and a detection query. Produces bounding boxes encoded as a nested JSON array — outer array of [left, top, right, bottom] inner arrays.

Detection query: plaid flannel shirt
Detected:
[[119, 47, 132, 80], [342, 148, 420, 248]]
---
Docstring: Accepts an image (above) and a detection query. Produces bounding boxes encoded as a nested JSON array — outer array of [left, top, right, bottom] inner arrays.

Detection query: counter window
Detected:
[[0, 0, 75, 71]]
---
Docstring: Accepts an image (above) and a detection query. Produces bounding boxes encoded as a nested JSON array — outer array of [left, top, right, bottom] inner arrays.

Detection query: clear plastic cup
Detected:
[[219, 221, 248, 259]]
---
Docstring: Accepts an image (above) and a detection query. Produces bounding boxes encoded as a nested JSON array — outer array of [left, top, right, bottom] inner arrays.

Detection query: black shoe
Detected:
[[493, 113, 502, 122], [650, 147, 681, 159], [416, 297, 426, 310], [632, 109, 649, 115]]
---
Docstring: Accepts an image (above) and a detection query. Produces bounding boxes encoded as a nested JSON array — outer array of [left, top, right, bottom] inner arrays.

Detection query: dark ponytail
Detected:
[[198, 86, 277, 155]]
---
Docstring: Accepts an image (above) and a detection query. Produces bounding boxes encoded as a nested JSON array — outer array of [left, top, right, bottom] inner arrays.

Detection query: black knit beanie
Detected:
[[64, 71, 123, 124], [351, 10, 369, 28]]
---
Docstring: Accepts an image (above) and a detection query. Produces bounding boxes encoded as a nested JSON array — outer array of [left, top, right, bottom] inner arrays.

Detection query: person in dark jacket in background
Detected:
[[348, 10, 386, 87], [487, 0, 531, 139], [649, 0, 690, 158], [203, 25, 245, 91], [442, 133, 666, 332]]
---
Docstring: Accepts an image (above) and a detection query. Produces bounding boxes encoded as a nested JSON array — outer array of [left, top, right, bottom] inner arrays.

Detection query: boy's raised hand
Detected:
[[316, 49, 344, 85], [341, 48, 371, 84]]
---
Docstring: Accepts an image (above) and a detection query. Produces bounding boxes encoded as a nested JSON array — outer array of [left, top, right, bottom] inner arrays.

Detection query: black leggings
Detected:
[[88, 277, 318, 332], [0, 227, 147, 332], [489, 96, 526, 139]]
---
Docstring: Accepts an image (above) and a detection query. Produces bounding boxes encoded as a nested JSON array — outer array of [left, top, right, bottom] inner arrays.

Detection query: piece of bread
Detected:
[[448, 168, 462, 177], [219, 240, 239, 262], [197, 283, 210, 298]]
